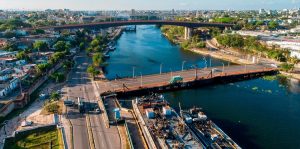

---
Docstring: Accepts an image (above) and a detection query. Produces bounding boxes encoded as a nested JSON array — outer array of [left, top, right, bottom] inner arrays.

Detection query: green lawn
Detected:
[[8, 129, 63, 149]]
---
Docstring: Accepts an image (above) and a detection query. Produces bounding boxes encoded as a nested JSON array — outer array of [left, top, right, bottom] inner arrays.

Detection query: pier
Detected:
[[99, 64, 278, 97]]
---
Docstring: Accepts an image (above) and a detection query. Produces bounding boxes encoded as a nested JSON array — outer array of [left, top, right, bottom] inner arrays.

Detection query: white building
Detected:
[[0, 77, 20, 98]]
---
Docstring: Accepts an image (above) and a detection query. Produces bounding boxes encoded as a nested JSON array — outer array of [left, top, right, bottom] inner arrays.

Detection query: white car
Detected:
[[21, 121, 33, 127]]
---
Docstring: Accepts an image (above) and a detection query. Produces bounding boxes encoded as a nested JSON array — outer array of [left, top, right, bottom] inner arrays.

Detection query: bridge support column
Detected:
[[184, 27, 192, 40]]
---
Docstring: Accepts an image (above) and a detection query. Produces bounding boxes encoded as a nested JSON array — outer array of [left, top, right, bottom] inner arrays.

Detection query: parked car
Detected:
[[21, 121, 33, 127]]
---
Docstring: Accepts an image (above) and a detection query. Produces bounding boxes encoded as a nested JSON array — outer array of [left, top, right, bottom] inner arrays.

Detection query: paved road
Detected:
[[105, 64, 275, 92], [64, 51, 121, 149]]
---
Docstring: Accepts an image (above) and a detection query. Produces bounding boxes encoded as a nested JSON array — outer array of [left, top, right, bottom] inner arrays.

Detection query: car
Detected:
[[95, 108, 101, 114], [212, 68, 222, 73], [21, 121, 33, 127]]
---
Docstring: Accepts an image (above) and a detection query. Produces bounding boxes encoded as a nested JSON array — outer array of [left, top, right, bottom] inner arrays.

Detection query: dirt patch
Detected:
[[41, 101, 64, 115]]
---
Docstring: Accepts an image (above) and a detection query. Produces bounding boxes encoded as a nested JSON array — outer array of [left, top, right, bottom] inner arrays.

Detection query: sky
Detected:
[[0, 0, 300, 10]]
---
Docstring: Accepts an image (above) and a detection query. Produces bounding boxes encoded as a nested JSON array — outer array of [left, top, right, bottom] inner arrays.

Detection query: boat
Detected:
[[132, 94, 205, 149], [180, 107, 241, 149]]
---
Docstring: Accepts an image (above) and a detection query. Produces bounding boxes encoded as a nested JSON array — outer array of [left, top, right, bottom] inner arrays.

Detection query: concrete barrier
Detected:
[[98, 96, 110, 128], [124, 121, 134, 149]]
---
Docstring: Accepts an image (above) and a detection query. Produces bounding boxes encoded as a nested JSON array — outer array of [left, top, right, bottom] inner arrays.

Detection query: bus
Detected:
[[78, 97, 85, 113]]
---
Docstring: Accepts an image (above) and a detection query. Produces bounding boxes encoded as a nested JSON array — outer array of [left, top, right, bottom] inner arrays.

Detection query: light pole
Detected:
[[132, 67, 135, 78], [193, 65, 198, 79], [182, 61, 186, 71], [140, 72, 143, 87], [170, 68, 173, 77], [160, 63, 163, 75], [203, 57, 207, 68], [222, 63, 225, 75]]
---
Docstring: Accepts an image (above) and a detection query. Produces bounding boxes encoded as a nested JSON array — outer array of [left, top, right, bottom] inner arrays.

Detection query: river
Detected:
[[105, 25, 300, 149]]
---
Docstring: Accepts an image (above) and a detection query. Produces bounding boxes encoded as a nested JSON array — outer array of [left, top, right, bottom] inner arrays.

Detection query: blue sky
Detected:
[[0, 0, 299, 10]]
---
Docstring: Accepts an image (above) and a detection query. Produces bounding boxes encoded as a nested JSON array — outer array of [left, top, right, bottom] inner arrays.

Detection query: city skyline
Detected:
[[0, 0, 300, 10]]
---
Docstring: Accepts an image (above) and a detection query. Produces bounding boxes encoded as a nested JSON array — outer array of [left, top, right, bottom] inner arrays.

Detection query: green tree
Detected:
[[87, 65, 100, 80], [90, 39, 100, 48], [36, 63, 51, 75], [16, 51, 29, 61], [50, 72, 65, 83], [79, 42, 85, 50], [268, 21, 279, 30], [279, 63, 294, 72], [92, 52, 104, 67], [50, 92, 60, 101], [54, 41, 69, 52], [33, 41, 48, 52]]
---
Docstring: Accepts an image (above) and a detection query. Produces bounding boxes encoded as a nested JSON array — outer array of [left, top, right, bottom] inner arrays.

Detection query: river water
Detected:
[[105, 25, 300, 149]]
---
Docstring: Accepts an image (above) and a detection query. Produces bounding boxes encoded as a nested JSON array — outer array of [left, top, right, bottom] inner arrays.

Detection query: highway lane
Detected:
[[69, 51, 121, 149], [65, 55, 90, 149]]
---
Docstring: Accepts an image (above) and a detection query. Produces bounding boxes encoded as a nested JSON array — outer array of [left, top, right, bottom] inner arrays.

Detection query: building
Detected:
[[0, 77, 20, 98]]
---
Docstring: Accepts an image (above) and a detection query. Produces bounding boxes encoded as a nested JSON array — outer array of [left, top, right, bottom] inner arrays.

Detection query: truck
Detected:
[[169, 75, 183, 84], [78, 97, 85, 113]]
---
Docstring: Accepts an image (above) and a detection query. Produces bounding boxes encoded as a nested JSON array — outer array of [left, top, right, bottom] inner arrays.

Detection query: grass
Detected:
[[8, 129, 63, 149]]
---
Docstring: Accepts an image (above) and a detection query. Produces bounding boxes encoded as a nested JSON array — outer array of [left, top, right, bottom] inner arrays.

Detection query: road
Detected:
[[64, 51, 121, 149]]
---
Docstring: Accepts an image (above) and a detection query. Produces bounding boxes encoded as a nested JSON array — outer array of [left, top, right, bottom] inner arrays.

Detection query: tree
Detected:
[[79, 42, 85, 50], [54, 41, 69, 52], [268, 21, 279, 30], [92, 52, 104, 67], [36, 63, 51, 75], [63, 60, 73, 71], [50, 92, 60, 101], [33, 41, 48, 52], [87, 65, 100, 80], [16, 51, 29, 61], [50, 72, 65, 83], [279, 63, 294, 72], [90, 39, 100, 48]]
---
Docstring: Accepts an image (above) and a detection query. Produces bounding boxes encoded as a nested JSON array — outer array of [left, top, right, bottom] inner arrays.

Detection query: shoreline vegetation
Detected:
[[160, 25, 300, 80]]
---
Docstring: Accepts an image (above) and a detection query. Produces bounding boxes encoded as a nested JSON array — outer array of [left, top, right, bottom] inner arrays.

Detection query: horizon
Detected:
[[1, 0, 300, 11]]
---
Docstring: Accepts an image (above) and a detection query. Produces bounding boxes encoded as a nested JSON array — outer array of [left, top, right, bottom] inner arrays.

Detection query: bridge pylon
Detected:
[[184, 27, 192, 40]]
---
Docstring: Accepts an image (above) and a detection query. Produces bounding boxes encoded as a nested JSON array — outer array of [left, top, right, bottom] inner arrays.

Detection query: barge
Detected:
[[132, 94, 205, 149], [181, 107, 241, 149]]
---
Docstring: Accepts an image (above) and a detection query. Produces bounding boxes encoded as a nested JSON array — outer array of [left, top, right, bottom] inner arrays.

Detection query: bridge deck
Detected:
[[103, 64, 277, 94]]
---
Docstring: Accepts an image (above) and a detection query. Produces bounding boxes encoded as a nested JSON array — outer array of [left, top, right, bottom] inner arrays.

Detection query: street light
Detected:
[[140, 72, 143, 87], [222, 63, 225, 75], [160, 63, 163, 75], [193, 65, 198, 79], [203, 57, 207, 68], [170, 68, 173, 77], [182, 61, 186, 71], [132, 66, 135, 78]]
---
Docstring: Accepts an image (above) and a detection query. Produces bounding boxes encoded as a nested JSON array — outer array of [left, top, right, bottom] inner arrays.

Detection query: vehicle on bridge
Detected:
[[78, 97, 85, 113], [169, 75, 183, 84]]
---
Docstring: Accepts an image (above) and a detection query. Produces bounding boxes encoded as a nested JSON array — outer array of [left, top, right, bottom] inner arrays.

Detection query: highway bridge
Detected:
[[27, 20, 234, 39]]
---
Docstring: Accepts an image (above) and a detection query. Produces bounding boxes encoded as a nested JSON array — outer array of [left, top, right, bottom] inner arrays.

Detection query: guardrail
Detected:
[[124, 121, 134, 149]]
